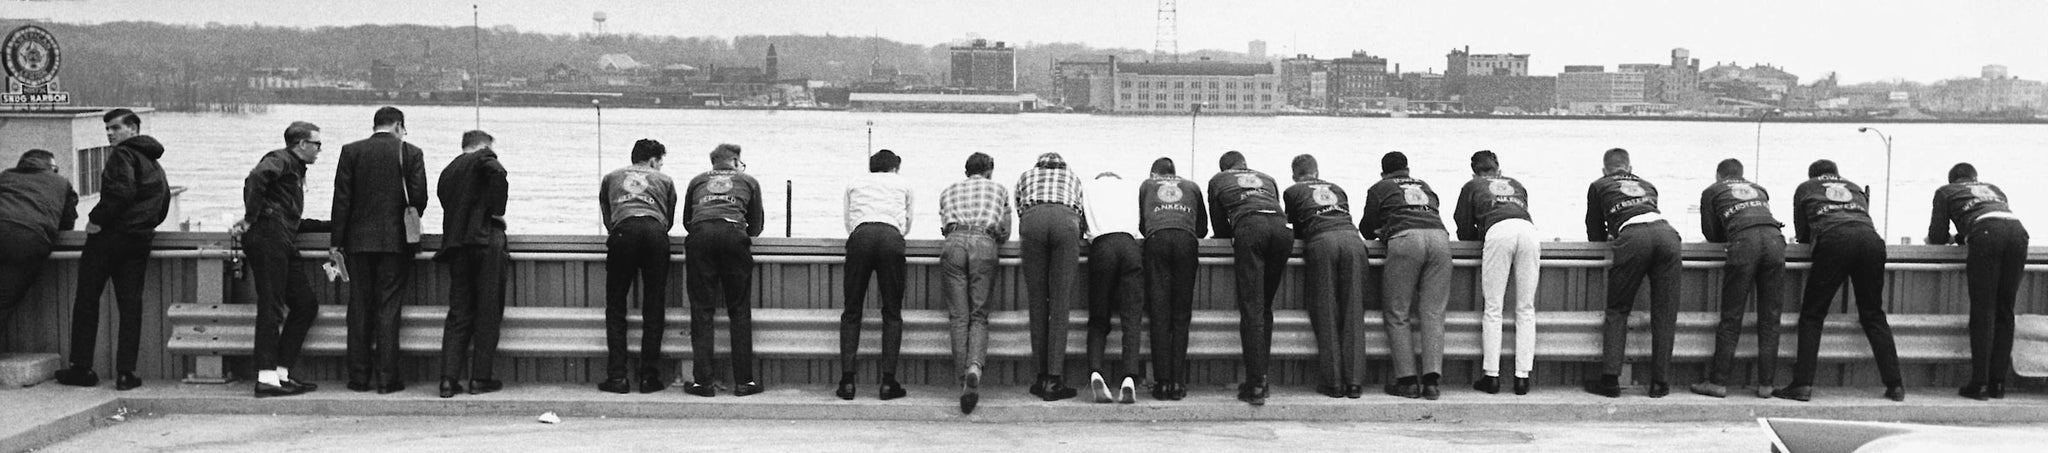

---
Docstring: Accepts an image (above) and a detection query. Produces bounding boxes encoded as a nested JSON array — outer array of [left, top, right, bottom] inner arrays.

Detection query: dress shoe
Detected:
[[1090, 372, 1114, 403], [115, 372, 142, 391], [55, 367, 98, 387], [597, 377, 631, 394], [734, 381, 765, 397], [638, 375, 668, 394], [1582, 379, 1621, 398], [1038, 378, 1077, 402], [959, 391, 979, 415], [347, 381, 374, 392], [1344, 384, 1364, 399], [1316, 385, 1346, 398], [1236, 381, 1268, 406], [1117, 377, 1137, 404], [835, 378, 858, 400], [1646, 382, 1670, 398], [1884, 386, 1906, 402], [1689, 382, 1727, 398], [376, 381, 405, 395], [1770, 385, 1812, 402], [1959, 384, 1989, 401], [468, 379, 502, 395], [1167, 382, 1188, 401], [1755, 385, 1774, 399], [282, 379, 318, 394], [680, 381, 715, 397], [1150, 380, 1173, 401], [255, 382, 307, 398], [1421, 384, 1441, 400], [1987, 382, 2005, 399], [963, 365, 982, 391], [879, 379, 907, 401], [1473, 376, 1500, 394], [1513, 377, 1531, 396], [439, 378, 465, 398], [1384, 383, 1421, 399]]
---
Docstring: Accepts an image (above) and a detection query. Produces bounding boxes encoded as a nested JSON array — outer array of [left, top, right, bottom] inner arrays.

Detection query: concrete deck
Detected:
[[4, 380, 2046, 452]]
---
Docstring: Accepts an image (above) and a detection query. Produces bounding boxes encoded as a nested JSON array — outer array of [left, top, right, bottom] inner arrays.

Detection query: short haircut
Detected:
[[1218, 151, 1246, 170], [630, 139, 666, 163], [1948, 163, 1977, 183], [1469, 150, 1499, 174], [102, 108, 140, 129], [1381, 151, 1408, 174], [17, 149, 55, 169], [283, 121, 321, 148], [710, 143, 742, 165], [1716, 158, 1744, 179], [964, 152, 993, 177], [1291, 154, 1318, 179], [462, 130, 494, 149], [869, 149, 901, 173], [1150, 157, 1176, 176], [1807, 159, 1837, 178], [1602, 148, 1631, 169], [372, 106, 405, 129]]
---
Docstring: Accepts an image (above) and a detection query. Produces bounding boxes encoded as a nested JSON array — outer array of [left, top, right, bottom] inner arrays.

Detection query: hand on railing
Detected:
[[228, 220, 249, 239]]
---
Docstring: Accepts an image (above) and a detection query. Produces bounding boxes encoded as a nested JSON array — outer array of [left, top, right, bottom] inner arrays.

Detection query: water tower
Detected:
[[593, 11, 608, 36]]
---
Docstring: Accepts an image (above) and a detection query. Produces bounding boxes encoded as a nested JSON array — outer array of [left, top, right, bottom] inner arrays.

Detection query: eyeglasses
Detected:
[[302, 140, 323, 147]]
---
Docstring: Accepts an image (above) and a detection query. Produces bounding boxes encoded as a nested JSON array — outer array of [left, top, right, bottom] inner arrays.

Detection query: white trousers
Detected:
[[1480, 219, 1541, 378]]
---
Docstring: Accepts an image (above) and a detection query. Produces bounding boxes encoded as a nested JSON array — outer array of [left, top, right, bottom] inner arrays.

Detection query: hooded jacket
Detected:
[[0, 164, 79, 238], [90, 135, 172, 233]]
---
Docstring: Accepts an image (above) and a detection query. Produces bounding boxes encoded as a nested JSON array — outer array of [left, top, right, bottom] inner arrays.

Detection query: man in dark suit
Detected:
[[331, 106, 429, 394], [435, 130, 509, 398]]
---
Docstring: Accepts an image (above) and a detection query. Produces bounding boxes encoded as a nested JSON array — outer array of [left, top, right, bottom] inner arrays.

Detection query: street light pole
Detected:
[[1190, 102, 1204, 177], [1859, 127, 1895, 239], [1754, 109, 1780, 182], [866, 120, 874, 155], [594, 98, 604, 234]]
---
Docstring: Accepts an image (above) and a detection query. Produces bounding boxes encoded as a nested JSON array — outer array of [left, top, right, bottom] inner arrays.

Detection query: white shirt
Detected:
[[1082, 174, 1142, 239], [845, 171, 914, 234]]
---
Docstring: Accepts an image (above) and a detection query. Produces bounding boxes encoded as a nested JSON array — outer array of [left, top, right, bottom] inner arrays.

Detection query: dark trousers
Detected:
[[1602, 221, 1680, 382], [440, 234, 507, 380], [605, 216, 670, 379], [68, 230, 152, 373], [1709, 226, 1785, 386], [1965, 218, 2028, 386], [246, 224, 318, 372], [840, 223, 906, 377], [687, 221, 755, 384], [0, 225, 52, 338], [346, 251, 410, 384], [1791, 225, 1902, 387], [1303, 231, 1368, 387], [1020, 204, 1082, 378], [1086, 232, 1145, 381], [1231, 214, 1292, 382], [1144, 230, 1198, 386]]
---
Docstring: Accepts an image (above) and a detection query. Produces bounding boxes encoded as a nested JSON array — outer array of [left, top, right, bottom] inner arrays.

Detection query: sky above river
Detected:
[[3, 0, 2042, 85]]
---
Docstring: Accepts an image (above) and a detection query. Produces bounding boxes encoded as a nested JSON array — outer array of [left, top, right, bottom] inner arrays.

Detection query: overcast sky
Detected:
[[7, 0, 2042, 83]]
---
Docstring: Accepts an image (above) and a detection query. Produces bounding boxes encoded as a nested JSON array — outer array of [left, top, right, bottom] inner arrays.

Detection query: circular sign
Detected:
[[1156, 184, 1183, 203], [1311, 185, 1338, 206], [1234, 174, 1262, 189], [1618, 181, 1646, 197], [1730, 183, 1759, 200], [3, 25, 61, 88], [1824, 183, 1853, 202], [1969, 185, 2000, 201], [707, 175, 733, 194], [1488, 180, 1516, 197]]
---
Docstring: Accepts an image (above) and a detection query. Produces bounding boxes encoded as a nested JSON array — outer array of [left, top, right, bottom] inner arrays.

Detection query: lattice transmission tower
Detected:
[[1155, 0, 1178, 62]]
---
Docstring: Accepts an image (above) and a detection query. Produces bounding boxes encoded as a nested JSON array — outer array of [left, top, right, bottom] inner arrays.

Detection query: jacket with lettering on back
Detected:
[[683, 169, 765, 236], [1926, 180, 2012, 245], [1205, 168, 1282, 238], [1790, 175, 1874, 244], [1284, 178, 1359, 240], [1453, 175, 1532, 241], [1698, 177, 1783, 243], [1583, 172, 1662, 241], [1139, 175, 1207, 238], [1361, 170, 1446, 240]]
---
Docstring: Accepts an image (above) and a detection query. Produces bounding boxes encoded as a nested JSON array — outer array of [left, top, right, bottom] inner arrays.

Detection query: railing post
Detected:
[[185, 247, 232, 384]]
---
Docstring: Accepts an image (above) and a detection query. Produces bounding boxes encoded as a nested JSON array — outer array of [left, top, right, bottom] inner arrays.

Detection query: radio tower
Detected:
[[1155, 0, 1178, 62]]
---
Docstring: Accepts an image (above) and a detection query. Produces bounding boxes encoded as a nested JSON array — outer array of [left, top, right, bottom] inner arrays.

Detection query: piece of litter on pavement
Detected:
[[538, 411, 561, 424]]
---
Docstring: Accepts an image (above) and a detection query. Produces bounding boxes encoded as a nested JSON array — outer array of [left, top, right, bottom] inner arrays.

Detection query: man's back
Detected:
[[682, 169, 765, 237], [1139, 176, 1206, 238], [939, 176, 1012, 242], [0, 166, 78, 237], [1283, 178, 1358, 240], [333, 132, 427, 252], [1698, 178, 1781, 243], [1206, 169, 1282, 238], [1791, 175, 1873, 243], [600, 165, 678, 230]]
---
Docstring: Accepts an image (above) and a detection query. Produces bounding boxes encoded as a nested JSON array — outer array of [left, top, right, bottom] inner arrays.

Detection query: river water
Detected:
[[146, 104, 2048, 242]]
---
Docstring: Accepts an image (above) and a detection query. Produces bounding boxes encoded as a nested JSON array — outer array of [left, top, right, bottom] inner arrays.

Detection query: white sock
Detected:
[[258, 370, 281, 386], [1485, 371, 1500, 378], [1515, 371, 1530, 379], [276, 367, 291, 382]]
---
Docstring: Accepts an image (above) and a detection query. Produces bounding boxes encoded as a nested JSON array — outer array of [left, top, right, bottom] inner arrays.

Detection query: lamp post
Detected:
[[1859, 127, 1895, 239], [1190, 102, 1205, 176], [1754, 108, 1781, 181], [866, 120, 874, 155], [593, 98, 604, 234]]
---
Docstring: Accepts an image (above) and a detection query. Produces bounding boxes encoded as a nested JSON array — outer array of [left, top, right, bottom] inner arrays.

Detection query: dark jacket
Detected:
[[1360, 170, 1446, 240], [1698, 177, 1783, 243], [682, 168, 765, 237], [1926, 179, 2012, 245], [91, 135, 172, 233], [437, 149, 509, 251], [0, 165, 78, 238], [1139, 175, 1207, 238], [241, 148, 331, 236], [332, 132, 429, 252], [1284, 178, 1360, 240], [1453, 175, 1532, 241], [1205, 168, 1282, 239], [1791, 175, 1875, 244], [1583, 171, 1662, 241]]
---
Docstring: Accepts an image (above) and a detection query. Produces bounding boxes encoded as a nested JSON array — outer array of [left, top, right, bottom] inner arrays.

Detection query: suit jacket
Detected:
[[436, 148, 508, 253], [332, 132, 428, 253]]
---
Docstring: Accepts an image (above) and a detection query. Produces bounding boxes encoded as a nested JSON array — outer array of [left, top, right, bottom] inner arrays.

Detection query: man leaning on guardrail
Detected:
[[233, 121, 332, 398], [837, 149, 911, 401], [1926, 162, 2026, 401], [1364, 151, 1453, 400], [1581, 148, 1681, 399], [1283, 154, 1368, 400], [1138, 157, 1204, 402], [0, 149, 77, 350], [1206, 150, 1288, 406], [1692, 158, 1785, 400], [434, 130, 509, 399], [938, 152, 1011, 415], [682, 143, 765, 397], [598, 139, 678, 395], [59, 108, 172, 392], [1454, 150, 1539, 397], [1777, 159, 1904, 402]]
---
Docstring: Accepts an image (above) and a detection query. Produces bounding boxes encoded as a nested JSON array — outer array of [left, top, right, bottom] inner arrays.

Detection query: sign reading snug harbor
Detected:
[[3, 25, 72, 106]]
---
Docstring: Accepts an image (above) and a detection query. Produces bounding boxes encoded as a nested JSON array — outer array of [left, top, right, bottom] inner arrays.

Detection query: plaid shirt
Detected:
[[1014, 153, 1087, 230], [940, 175, 1013, 242]]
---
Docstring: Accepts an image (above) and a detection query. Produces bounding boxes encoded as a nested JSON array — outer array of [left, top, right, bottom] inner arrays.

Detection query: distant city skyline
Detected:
[[5, 0, 2042, 84]]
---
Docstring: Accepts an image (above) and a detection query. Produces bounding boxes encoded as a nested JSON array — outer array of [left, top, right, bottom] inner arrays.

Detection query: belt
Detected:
[[1620, 212, 1666, 229], [944, 223, 993, 235], [1978, 212, 2020, 223]]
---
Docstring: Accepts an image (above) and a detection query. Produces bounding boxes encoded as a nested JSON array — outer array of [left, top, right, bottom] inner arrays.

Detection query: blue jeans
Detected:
[[942, 231, 999, 380]]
